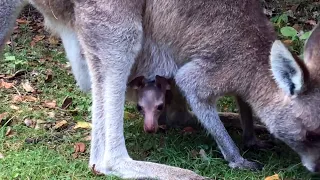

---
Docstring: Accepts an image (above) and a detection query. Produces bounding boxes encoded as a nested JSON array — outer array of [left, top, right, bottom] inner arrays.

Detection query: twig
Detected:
[[12, 85, 21, 96]]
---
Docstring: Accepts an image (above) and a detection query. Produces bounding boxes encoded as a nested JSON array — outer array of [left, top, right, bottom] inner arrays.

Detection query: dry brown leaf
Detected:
[[16, 19, 30, 24], [3, 70, 27, 80], [84, 135, 91, 141], [30, 40, 36, 47], [48, 112, 55, 118], [282, 40, 293, 46], [33, 35, 45, 42], [53, 120, 68, 130], [61, 97, 72, 109], [0, 79, 15, 89], [74, 142, 86, 153], [35, 120, 46, 130], [264, 174, 280, 180], [0, 112, 8, 121], [0, 153, 4, 159], [5, 127, 14, 137], [306, 20, 317, 26], [10, 105, 20, 110], [21, 80, 35, 93], [74, 121, 92, 129], [12, 95, 37, 103], [48, 36, 60, 45], [43, 100, 57, 108]]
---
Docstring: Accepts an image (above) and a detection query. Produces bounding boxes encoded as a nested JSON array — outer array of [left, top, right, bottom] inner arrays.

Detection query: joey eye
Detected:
[[157, 104, 164, 111], [136, 104, 142, 111]]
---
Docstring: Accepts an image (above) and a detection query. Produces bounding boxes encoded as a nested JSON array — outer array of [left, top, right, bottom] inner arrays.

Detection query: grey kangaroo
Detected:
[[1, 0, 320, 179]]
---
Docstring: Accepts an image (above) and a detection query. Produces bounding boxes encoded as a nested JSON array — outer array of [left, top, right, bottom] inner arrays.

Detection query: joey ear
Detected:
[[270, 40, 309, 96], [155, 75, 171, 90], [304, 24, 320, 64], [128, 76, 145, 89]]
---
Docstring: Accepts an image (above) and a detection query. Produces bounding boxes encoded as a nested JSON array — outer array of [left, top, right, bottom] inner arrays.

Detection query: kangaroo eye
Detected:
[[136, 104, 142, 111], [157, 104, 164, 111]]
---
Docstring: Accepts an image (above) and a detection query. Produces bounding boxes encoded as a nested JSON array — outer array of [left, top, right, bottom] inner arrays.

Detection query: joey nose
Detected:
[[144, 124, 157, 133], [144, 117, 158, 133]]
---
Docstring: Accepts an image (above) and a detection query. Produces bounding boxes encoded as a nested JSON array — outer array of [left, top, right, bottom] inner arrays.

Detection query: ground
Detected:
[[1, 2, 320, 180]]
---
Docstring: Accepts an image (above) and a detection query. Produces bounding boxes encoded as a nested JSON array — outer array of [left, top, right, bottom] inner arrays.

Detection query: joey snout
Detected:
[[143, 113, 159, 133]]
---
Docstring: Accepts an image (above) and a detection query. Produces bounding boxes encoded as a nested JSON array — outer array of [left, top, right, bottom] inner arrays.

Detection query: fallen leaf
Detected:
[[73, 142, 86, 158], [48, 112, 55, 118], [264, 174, 280, 180], [61, 97, 72, 109], [84, 135, 91, 141], [48, 36, 60, 45], [45, 69, 53, 83], [74, 121, 92, 129], [282, 39, 293, 46], [3, 69, 27, 80], [12, 95, 37, 103], [33, 35, 45, 42], [43, 100, 56, 108], [16, 18, 30, 24], [5, 127, 13, 137], [30, 40, 36, 47], [0, 112, 8, 121], [199, 149, 209, 161], [53, 120, 68, 130], [35, 120, 46, 130], [0, 79, 14, 89], [21, 80, 35, 93], [74, 142, 86, 153], [306, 20, 317, 26], [10, 105, 20, 110], [0, 153, 4, 159]]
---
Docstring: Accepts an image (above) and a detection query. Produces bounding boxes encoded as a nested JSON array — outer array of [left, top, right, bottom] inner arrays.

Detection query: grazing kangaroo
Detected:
[[1, 0, 320, 179]]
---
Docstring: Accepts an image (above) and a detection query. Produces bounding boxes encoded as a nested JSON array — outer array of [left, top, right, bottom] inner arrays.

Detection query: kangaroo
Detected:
[[1, 0, 320, 179]]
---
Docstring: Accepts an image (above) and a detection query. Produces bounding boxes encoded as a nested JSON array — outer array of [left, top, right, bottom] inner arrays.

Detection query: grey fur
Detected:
[[1, 0, 320, 179]]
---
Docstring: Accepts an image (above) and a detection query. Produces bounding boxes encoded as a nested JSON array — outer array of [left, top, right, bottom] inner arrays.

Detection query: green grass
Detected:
[[1, 13, 320, 180]]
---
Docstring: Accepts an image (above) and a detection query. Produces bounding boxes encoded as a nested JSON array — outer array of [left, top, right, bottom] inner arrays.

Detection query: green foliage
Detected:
[[271, 12, 312, 56], [3, 53, 26, 73]]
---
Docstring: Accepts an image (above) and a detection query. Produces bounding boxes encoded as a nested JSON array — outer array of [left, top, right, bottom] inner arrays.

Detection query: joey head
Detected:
[[128, 75, 172, 133]]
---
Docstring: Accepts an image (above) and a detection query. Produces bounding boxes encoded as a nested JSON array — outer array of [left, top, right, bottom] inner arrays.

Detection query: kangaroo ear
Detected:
[[304, 24, 320, 66], [155, 75, 171, 91], [270, 40, 309, 96], [128, 76, 145, 89]]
